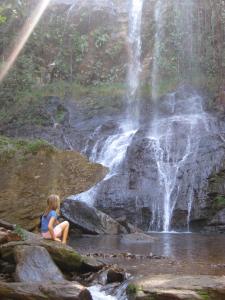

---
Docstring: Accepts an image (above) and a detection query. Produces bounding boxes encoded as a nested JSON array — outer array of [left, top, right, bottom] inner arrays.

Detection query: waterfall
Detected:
[[90, 0, 145, 168], [151, 0, 164, 102], [66, 0, 225, 233], [148, 0, 211, 232], [148, 88, 212, 232], [72, 0, 144, 206], [125, 0, 144, 129]]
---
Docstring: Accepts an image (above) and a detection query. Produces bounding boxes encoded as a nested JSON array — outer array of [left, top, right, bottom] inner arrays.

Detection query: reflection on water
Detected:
[[70, 233, 225, 264]]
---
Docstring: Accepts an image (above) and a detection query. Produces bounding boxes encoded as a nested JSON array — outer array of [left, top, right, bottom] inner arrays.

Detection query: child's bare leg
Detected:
[[60, 221, 69, 244]]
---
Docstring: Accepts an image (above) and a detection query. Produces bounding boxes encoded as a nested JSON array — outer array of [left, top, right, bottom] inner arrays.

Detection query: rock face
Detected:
[[0, 139, 107, 230], [81, 86, 225, 231], [14, 245, 65, 283], [61, 199, 127, 234], [127, 275, 225, 300]]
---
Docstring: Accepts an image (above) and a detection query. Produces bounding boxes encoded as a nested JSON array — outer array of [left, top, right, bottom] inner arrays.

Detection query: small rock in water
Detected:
[[121, 232, 155, 243], [107, 268, 125, 283]]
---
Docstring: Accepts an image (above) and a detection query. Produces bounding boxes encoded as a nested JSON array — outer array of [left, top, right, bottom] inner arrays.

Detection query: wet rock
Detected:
[[0, 259, 14, 274], [0, 219, 15, 231], [0, 228, 10, 245], [14, 245, 65, 283], [127, 275, 225, 300], [85, 251, 165, 261], [209, 209, 225, 226], [107, 268, 125, 283], [81, 255, 105, 272], [61, 199, 128, 234], [93, 87, 225, 231], [0, 281, 92, 300], [0, 227, 21, 245], [115, 216, 143, 234]]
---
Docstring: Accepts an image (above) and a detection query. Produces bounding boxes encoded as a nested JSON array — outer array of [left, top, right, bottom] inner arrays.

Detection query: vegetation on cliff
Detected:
[[0, 135, 55, 159], [0, 0, 225, 113]]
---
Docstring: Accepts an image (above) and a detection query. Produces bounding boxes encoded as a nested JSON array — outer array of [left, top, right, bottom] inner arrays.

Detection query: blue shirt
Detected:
[[41, 210, 58, 233]]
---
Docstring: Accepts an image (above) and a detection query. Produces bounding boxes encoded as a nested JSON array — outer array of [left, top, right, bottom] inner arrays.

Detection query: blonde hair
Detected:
[[44, 194, 60, 216]]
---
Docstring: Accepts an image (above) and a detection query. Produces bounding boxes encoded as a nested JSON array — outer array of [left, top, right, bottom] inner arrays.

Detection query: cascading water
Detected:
[[148, 88, 213, 232], [151, 0, 164, 102], [125, 0, 144, 129], [72, 0, 144, 209], [148, 0, 218, 232]]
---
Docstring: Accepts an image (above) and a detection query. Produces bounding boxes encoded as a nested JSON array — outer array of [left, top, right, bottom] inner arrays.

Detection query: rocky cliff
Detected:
[[0, 136, 107, 230]]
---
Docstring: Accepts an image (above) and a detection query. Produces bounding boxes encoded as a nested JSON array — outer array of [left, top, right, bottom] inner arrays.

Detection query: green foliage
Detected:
[[105, 41, 123, 59], [0, 55, 36, 105], [24, 139, 55, 155], [55, 106, 66, 123], [13, 225, 27, 240], [0, 15, 6, 24], [93, 28, 110, 48], [213, 195, 225, 209], [22, 81, 125, 99], [72, 32, 88, 63], [0, 135, 55, 159], [127, 284, 138, 295], [1, 0, 225, 105], [198, 290, 210, 300]]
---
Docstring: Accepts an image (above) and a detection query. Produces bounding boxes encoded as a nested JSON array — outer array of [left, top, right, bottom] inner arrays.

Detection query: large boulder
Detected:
[[0, 136, 107, 230], [0, 281, 92, 300], [127, 275, 225, 300], [61, 199, 128, 234], [0, 239, 83, 272], [14, 245, 65, 283], [0, 233, 104, 273]]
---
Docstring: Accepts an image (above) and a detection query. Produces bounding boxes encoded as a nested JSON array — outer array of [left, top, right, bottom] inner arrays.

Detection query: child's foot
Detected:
[[54, 238, 61, 242]]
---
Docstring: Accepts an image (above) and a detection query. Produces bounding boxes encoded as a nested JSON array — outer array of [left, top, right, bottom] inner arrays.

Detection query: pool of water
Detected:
[[70, 233, 225, 276], [70, 233, 225, 263]]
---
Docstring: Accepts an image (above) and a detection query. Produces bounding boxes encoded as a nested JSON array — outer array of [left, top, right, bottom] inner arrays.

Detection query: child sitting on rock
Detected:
[[41, 194, 69, 244]]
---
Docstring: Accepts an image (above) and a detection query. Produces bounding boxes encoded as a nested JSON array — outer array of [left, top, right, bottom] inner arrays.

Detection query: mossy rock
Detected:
[[0, 239, 82, 272], [0, 228, 104, 273]]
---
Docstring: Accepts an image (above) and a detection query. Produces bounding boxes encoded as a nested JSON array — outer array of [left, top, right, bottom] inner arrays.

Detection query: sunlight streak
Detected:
[[0, 0, 51, 83]]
